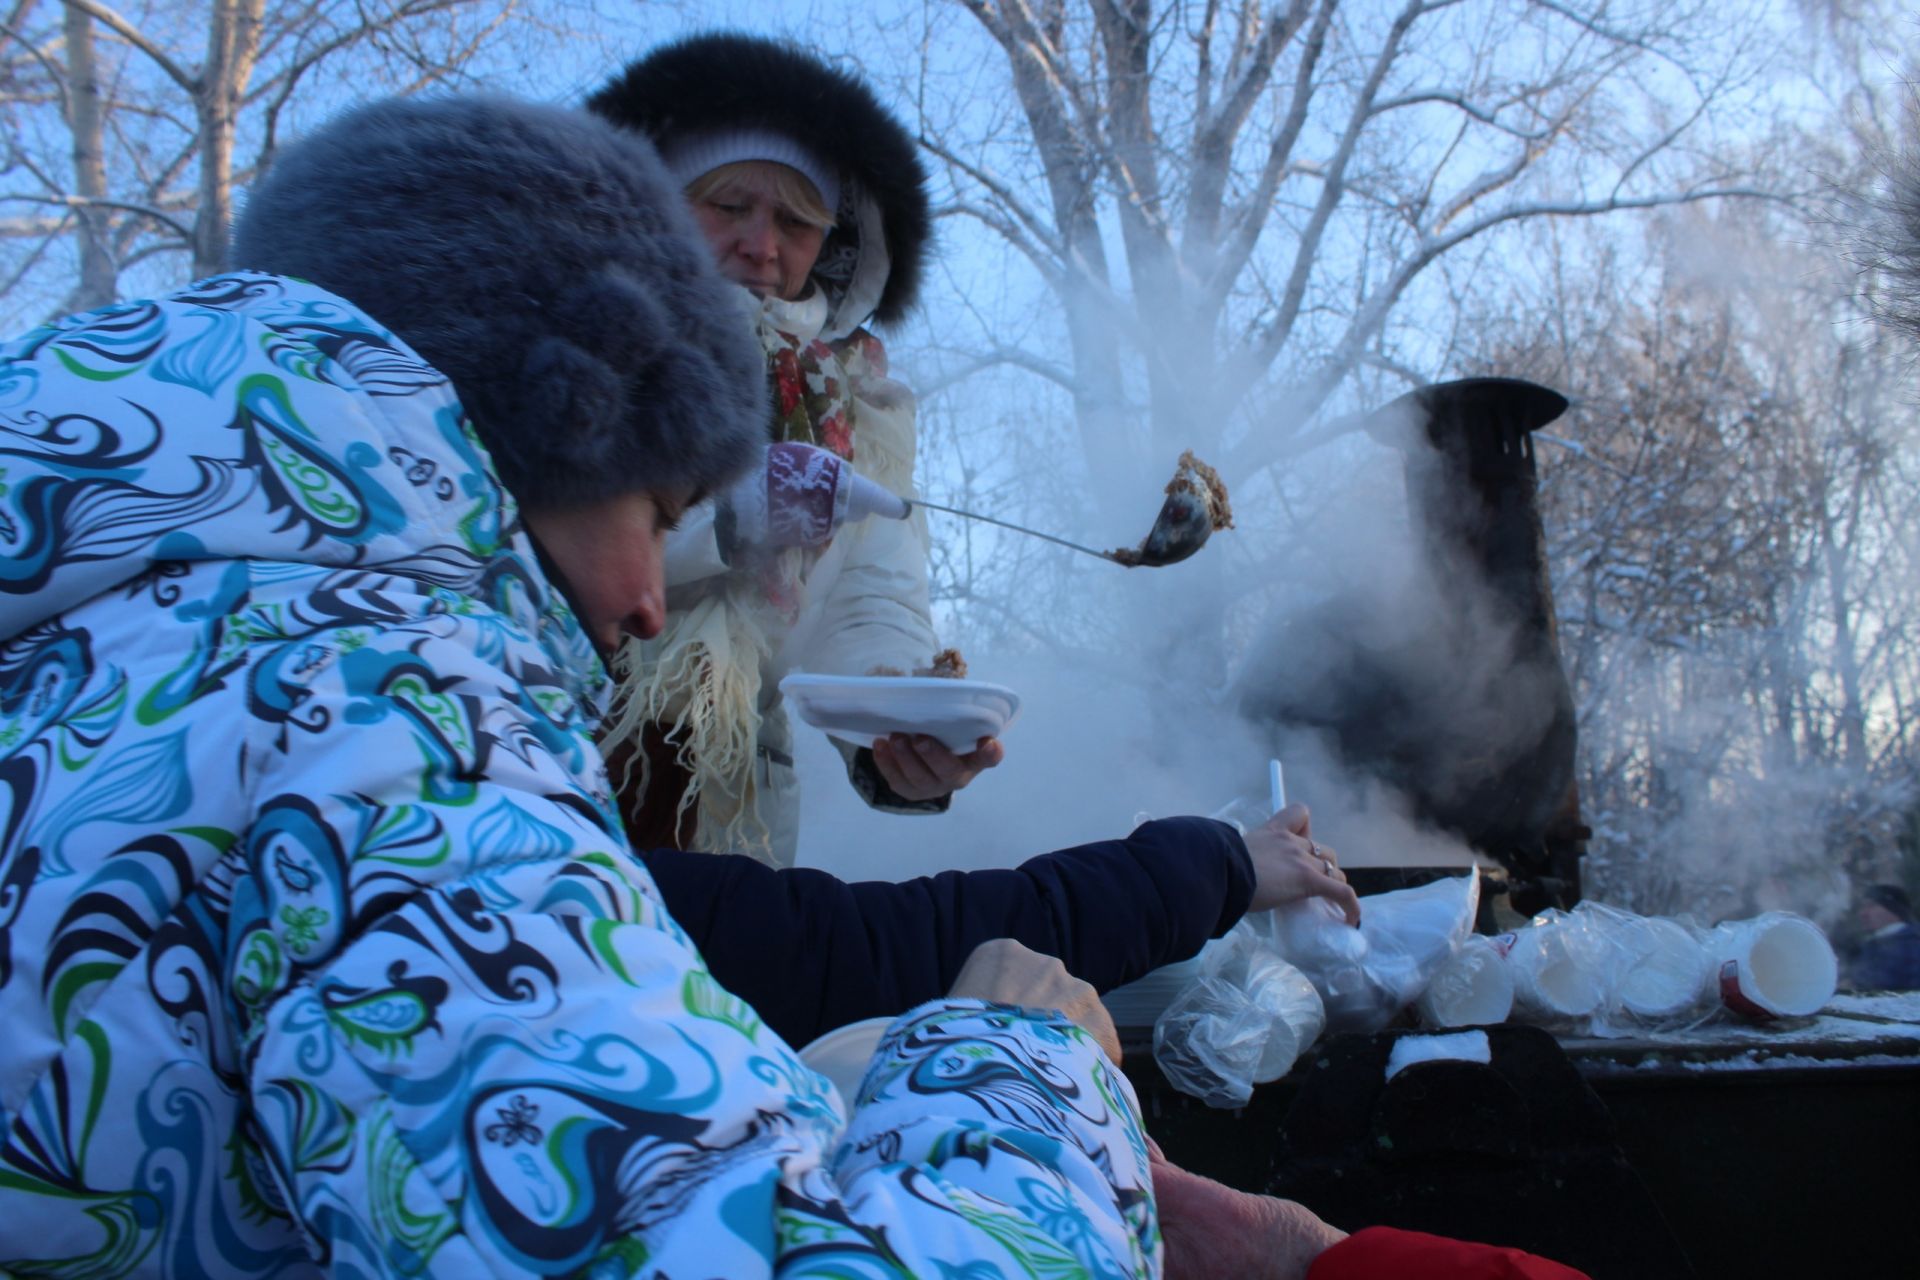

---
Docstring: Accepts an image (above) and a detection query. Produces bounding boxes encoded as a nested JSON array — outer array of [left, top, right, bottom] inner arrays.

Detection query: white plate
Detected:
[[778, 673, 1021, 753]]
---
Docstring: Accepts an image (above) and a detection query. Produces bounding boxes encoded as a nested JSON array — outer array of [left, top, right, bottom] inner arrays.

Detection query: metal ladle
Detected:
[[904, 481, 1218, 569]]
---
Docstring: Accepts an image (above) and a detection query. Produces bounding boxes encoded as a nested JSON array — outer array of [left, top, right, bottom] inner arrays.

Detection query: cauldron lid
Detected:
[[1361, 377, 1569, 449]]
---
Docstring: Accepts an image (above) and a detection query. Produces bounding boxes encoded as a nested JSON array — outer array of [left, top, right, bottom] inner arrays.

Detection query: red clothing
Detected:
[[1310, 1226, 1591, 1280]]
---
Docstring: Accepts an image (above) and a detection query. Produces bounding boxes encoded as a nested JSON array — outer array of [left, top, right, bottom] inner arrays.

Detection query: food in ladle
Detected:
[[1109, 451, 1234, 567], [1172, 451, 1233, 528]]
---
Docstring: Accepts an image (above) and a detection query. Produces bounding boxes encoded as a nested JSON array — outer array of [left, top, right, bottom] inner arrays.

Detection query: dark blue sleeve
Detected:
[[1851, 929, 1920, 990], [639, 816, 1255, 1048]]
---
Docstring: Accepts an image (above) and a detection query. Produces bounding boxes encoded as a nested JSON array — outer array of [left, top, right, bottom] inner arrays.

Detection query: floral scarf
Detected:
[[764, 302, 888, 455], [754, 297, 886, 617]]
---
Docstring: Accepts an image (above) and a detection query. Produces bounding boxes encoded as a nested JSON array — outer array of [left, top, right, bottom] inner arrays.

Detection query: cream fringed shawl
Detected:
[[602, 571, 782, 857], [605, 290, 865, 859]]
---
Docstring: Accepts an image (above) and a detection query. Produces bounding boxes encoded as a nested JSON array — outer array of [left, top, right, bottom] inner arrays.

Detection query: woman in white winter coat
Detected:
[[589, 33, 1003, 865]]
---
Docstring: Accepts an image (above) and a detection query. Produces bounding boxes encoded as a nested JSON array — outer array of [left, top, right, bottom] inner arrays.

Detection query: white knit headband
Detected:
[[664, 129, 841, 216]]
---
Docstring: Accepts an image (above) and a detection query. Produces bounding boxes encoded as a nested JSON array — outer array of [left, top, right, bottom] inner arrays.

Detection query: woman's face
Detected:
[[524, 487, 692, 654], [690, 162, 828, 301]]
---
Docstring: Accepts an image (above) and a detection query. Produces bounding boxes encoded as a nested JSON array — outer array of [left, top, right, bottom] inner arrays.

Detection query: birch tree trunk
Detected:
[[193, 0, 265, 280], [60, 1, 114, 309], [3, 0, 541, 321]]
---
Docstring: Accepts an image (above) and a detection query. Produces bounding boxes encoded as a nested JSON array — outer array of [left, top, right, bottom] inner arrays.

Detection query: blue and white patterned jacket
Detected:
[[0, 273, 1159, 1278]]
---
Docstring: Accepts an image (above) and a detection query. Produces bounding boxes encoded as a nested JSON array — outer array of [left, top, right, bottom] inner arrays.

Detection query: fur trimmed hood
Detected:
[[588, 32, 932, 335], [231, 95, 765, 512]]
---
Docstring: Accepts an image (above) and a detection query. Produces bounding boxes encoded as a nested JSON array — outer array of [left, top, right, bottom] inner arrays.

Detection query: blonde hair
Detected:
[[685, 161, 835, 231]]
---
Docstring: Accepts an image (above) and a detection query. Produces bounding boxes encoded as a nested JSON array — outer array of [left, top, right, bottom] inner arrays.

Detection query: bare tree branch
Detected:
[[1, 0, 539, 318], [63, 0, 198, 93], [916, 346, 1080, 399], [1185, 0, 1312, 253], [0, 218, 64, 299], [1201, 0, 1336, 308], [0, 17, 71, 113], [0, 190, 191, 239], [937, 200, 1065, 285], [919, 131, 1064, 260], [1233, 0, 1426, 385]]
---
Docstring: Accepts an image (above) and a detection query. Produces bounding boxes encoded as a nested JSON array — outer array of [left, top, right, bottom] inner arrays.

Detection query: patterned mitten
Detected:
[[725, 442, 907, 554]]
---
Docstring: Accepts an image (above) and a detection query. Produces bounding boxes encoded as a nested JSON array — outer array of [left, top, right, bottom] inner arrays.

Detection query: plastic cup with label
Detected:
[[1711, 912, 1837, 1020]]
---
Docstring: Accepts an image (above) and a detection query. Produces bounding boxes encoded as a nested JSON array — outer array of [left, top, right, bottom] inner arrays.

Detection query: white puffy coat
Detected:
[[615, 288, 941, 864]]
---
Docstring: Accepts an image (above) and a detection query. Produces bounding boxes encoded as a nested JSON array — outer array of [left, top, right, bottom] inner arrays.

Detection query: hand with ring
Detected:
[[1244, 804, 1360, 922]]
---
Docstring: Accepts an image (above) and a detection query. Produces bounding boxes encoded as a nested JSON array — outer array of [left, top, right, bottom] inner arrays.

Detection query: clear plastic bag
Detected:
[[1610, 908, 1714, 1025], [1157, 787, 1479, 1099], [1506, 901, 1716, 1034], [1152, 925, 1326, 1109], [1416, 933, 1515, 1027], [1505, 906, 1624, 1025], [1265, 873, 1481, 1035]]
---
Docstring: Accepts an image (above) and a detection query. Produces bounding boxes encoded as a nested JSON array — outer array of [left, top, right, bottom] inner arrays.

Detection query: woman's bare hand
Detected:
[[873, 733, 1004, 802], [947, 938, 1121, 1065], [1244, 803, 1361, 923]]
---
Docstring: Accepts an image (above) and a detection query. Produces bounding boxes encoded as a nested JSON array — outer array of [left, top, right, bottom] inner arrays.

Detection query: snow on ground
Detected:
[[1827, 989, 1920, 1022], [1565, 991, 1920, 1076]]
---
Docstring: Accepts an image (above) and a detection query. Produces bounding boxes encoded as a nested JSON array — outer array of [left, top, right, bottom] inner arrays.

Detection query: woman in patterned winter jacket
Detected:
[[0, 95, 1159, 1278], [588, 33, 1004, 866]]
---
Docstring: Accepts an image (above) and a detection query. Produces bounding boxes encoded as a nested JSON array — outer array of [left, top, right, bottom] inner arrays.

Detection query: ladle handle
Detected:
[[904, 498, 1120, 563]]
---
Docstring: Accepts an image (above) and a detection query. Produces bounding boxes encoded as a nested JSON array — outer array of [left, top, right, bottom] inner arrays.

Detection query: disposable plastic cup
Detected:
[[1252, 1018, 1306, 1084], [1713, 913, 1837, 1020], [1249, 962, 1325, 1083], [1618, 916, 1711, 1019], [1416, 935, 1515, 1027], [1506, 925, 1605, 1020]]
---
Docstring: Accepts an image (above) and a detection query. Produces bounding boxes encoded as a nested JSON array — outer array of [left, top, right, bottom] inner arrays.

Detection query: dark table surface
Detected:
[[1118, 991, 1920, 1280]]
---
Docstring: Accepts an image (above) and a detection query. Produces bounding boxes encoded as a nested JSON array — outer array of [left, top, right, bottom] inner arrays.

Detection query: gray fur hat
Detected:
[[230, 94, 765, 510]]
